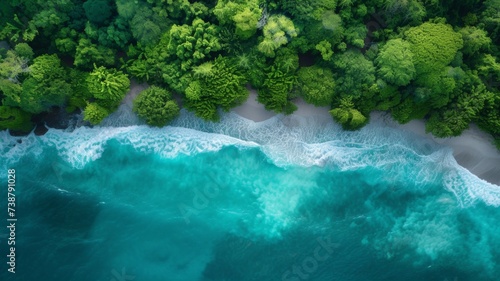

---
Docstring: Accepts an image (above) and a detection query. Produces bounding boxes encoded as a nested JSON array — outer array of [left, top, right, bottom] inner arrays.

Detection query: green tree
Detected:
[[116, 0, 139, 20], [130, 6, 169, 46], [375, 39, 416, 86], [19, 54, 71, 114], [83, 102, 110, 125], [0, 79, 23, 108], [296, 66, 335, 106], [332, 50, 376, 99], [83, 0, 113, 25], [391, 97, 429, 124], [296, 11, 344, 53], [133, 86, 180, 126], [147, 0, 193, 22], [315, 40, 334, 61], [0, 50, 29, 82], [278, 0, 337, 21], [476, 91, 500, 142], [233, 49, 267, 88], [30, 7, 69, 30], [477, 54, 500, 91], [426, 71, 492, 137], [66, 70, 92, 113], [184, 56, 248, 121], [404, 21, 464, 108], [383, 0, 427, 27], [167, 18, 222, 71], [233, 7, 262, 39], [344, 24, 367, 48], [480, 0, 500, 44], [96, 18, 132, 48], [404, 21, 463, 76], [329, 97, 367, 130], [257, 15, 298, 57], [371, 81, 401, 111], [459, 26, 492, 56], [257, 48, 299, 114], [414, 67, 461, 108], [14, 43, 34, 61], [74, 38, 115, 69], [87, 65, 130, 110], [0, 106, 33, 132], [214, 0, 262, 39], [0, 14, 25, 43], [55, 27, 80, 55]]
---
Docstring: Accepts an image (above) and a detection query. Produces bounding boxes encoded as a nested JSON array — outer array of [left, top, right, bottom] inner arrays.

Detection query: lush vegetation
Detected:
[[0, 0, 499, 148], [133, 86, 180, 126]]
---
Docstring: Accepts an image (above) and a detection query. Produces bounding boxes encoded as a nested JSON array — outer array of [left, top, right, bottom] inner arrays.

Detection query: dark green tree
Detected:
[[257, 48, 299, 114], [459, 26, 492, 56], [130, 6, 169, 46], [0, 106, 33, 132], [330, 97, 367, 130], [391, 97, 429, 124], [74, 38, 115, 69], [14, 43, 34, 61], [19, 54, 71, 114], [278, 0, 337, 21], [332, 50, 376, 99], [184, 56, 248, 121], [296, 66, 335, 106], [83, 0, 113, 25], [167, 18, 222, 71], [133, 86, 180, 126]]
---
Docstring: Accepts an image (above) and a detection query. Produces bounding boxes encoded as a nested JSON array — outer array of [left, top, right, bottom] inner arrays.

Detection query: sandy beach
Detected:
[[233, 88, 500, 186]]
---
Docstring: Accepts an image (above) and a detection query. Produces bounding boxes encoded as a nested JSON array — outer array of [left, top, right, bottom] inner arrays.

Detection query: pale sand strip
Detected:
[[120, 84, 500, 185], [379, 114, 500, 186], [232, 87, 500, 185], [232, 86, 277, 122], [101, 80, 149, 127]]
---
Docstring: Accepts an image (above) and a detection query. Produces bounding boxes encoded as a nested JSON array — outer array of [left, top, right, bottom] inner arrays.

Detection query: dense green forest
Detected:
[[1, 0, 499, 148]]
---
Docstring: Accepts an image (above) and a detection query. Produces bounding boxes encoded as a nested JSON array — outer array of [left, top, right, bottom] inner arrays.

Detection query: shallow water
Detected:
[[1, 111, 499, 281]]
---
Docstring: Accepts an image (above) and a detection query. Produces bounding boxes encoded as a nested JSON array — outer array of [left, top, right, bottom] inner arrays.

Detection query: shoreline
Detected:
[[10, 84, 500, 186], [233, 88, 500, 186]]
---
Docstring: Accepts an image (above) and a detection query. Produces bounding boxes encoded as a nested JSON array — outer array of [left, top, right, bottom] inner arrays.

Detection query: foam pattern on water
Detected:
[[0, 130, 43, 170], [41, 126, 259, 169], [1, 110, 500, 208], [174, 110, 500, 207], [2, 110, 500, 280]]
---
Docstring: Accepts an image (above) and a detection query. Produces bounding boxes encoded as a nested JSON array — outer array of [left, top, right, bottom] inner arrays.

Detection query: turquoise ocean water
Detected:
[[1, 111, 500, 281]]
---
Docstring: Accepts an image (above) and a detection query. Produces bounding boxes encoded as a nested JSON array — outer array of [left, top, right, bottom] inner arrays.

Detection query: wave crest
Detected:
[[1, 110, 499, 207]]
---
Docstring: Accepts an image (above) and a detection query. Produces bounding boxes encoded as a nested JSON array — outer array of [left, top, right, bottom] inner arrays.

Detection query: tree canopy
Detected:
[[296, 66, 335, 106], [376, 39, 416, 86], [133, 86, 180, 126], [0, 0, 499, 149]]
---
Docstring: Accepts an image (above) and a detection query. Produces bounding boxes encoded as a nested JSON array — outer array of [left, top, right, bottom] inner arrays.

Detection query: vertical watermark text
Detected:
[[6, 169, 16, 274]]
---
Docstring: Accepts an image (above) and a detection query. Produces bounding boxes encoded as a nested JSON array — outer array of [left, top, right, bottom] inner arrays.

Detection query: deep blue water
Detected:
[[1, 112, 499, 281]]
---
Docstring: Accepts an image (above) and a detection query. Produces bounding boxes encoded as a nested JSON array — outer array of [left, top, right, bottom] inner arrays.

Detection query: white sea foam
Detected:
[[0, 130, 43, 171], [39, 125, 259, 169], [1, 109, 499, 207]]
